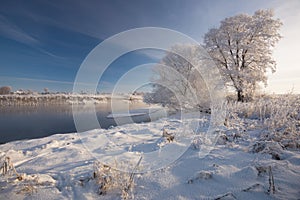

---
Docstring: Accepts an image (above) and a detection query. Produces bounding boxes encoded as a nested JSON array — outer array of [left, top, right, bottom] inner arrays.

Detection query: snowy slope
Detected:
[[0, 113, 299, 200]]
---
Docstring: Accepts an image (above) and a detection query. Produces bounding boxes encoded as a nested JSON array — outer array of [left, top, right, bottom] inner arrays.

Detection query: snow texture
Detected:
[[0, 109, 299, 200]]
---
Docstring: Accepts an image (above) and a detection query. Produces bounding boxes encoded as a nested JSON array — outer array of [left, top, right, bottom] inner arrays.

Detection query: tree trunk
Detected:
[[237, 90, 244, 102]]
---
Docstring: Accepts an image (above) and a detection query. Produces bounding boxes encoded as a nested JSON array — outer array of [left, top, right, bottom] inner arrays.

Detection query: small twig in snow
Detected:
[[268, 166, 275, 194]]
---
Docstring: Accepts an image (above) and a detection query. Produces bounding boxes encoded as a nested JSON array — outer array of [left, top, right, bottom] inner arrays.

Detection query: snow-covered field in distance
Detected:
[[0, 93, 144, 106]]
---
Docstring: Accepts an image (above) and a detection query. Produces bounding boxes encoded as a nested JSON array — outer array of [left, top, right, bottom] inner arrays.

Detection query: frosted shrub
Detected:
[[93, 157, 142, 199], [225, 96, 272, 120], [16, 183, 37, 196], [222, 102, 247, 143], [0, 156, 19, 177], [93, 163, 114, 195], [262, 94, 300, 149], [263, 94, 299, 131], [226, 94, 300, 149]]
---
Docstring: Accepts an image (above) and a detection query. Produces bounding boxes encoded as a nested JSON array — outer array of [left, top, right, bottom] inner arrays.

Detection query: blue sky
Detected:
[[0, 0, 299, 93]]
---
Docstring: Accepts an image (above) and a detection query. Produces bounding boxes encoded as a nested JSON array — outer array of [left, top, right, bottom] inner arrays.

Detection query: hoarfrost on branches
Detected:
[[204, 9, 282, 101]]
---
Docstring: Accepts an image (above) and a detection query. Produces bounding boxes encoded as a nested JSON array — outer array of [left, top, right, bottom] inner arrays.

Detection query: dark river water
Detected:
[[0, 101, 164, 144]]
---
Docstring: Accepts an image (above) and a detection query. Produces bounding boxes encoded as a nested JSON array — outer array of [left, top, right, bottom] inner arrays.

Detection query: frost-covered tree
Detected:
[[0, 86, 12, 95], [204, 9, 282, 102], [145, 44, 210, 110]]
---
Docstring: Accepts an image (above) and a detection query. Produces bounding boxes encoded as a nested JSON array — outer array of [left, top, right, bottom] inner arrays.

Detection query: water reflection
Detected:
[[0, 101, 162, 144]]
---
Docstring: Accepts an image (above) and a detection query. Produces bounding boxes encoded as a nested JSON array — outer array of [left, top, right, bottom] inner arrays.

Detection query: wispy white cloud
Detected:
[[0, 14, 39, 46], [0, 14, 65, 59], [0, 76, 121, 90], [0, 76, 73, 85], [137, 49, 166, 61]]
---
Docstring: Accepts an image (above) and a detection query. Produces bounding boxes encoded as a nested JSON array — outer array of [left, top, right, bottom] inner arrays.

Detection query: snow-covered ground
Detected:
[[0, 109, 299, 200]]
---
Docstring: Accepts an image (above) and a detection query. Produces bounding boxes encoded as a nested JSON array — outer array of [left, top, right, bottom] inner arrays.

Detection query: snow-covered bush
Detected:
[[92, 158, 142, 199], [225, 93, 300, 149], [0, 156, 19, 177], [263, 94, 299, 132]]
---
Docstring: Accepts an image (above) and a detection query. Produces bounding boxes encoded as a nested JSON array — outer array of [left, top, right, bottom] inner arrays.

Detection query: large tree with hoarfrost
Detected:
[[204, 9, 282, 102]]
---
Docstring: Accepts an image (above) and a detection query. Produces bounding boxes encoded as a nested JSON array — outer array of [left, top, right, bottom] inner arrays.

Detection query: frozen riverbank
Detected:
[[0, 111, 299, 199]]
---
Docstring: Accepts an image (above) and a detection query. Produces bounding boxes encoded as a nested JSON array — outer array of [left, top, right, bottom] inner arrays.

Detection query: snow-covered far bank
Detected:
[[0, 110, 300, 200], [0, 94, 144, 106]]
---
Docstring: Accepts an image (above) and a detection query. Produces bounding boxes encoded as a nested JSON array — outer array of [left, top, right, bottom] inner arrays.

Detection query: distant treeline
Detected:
[[0, 94, 143, 106]]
